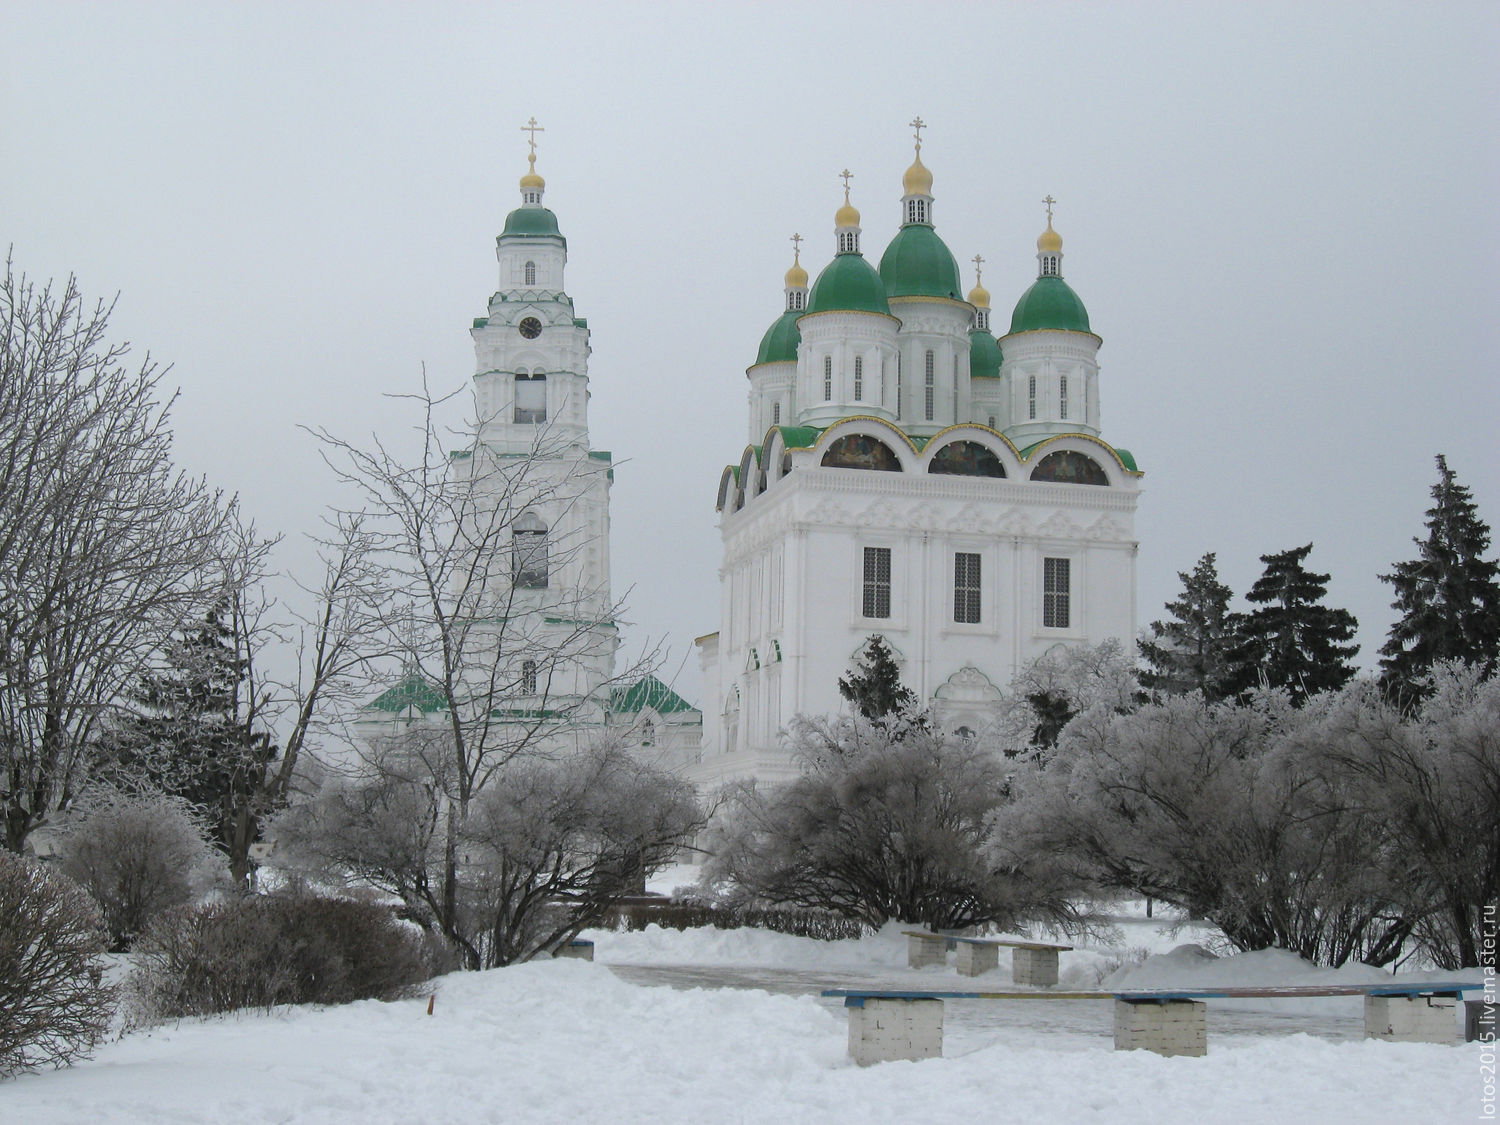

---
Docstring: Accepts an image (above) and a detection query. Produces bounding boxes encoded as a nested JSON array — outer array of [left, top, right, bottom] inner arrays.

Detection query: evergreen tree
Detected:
[[102, 602, 277, 887], [1234, 544, 1358, 706], [1139, 552, 1243, 700], [1380, 455, 1500, 705], [838, 635, 918, 722]]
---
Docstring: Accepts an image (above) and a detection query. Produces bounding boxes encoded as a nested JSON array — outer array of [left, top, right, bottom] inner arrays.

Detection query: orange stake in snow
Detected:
[[427, 995, 435, 1016]]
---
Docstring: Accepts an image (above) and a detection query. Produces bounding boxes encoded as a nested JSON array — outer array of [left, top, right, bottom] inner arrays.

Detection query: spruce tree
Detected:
[[1235, 543, 1358, 706], [1380, 454, 1500, 704], [1139, 552, 1243, 700], [838, 635, 918, 721]]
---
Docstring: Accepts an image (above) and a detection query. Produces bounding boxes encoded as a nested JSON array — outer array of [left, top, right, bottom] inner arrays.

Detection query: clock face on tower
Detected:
[[519, 317, 542, 339]]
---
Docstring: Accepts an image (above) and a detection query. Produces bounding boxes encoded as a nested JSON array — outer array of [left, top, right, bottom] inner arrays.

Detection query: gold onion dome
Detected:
[[836, 197, 861, 228], [1037, 221, 1063, 253], [968, 280, 991, 309], [519, 153, 545, 191], [785, 256, 809, 289], [903, 146, 933, 196]]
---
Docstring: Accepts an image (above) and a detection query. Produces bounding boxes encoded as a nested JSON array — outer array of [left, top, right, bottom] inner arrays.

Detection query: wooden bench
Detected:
[[902, 930, 1074, 983], [823, 980, 1486, 1065], [552, 939, 594, 961]]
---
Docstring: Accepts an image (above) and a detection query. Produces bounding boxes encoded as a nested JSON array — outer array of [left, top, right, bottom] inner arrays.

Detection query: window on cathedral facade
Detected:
[[838, 230, 858, 254], [906, 198, 928, 225], [988, 415, 997, 429], [513, 513, 549, 588], [772, 401, 780, 425], [823, 356, 832, 401], [521, 660, 537, 694], [788, 290, 805, 311], [896, 352, 902, 416], [515, 373, 546, 423], [1041, 254, 1059, 277], [924, 350, 935, 421], [862, 547, 891, 619], [1043, 557, 1071, 629], [524, 260, 536, 286], [853, 356, 863, 400], [1028, 374, 1036, 420], [1060, 374, 1069, 420], [954, 552, 981, 624]]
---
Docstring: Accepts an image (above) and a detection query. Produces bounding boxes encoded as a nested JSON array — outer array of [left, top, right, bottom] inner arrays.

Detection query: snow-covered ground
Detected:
[[5, 900, 1490, 1124]]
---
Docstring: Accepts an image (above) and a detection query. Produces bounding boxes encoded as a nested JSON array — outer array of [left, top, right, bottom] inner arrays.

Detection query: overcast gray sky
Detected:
[[5, 1, 1497, 703]]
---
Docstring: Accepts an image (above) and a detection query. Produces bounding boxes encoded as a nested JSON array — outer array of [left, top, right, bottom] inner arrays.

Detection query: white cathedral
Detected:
[[689, 126, 1142, 787], [361, 122, 1140, 789]]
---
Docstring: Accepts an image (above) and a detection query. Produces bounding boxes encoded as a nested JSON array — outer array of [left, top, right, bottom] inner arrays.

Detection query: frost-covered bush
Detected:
[[0, 851, 114, 1077], [57, 788, 226, 951], [706, 714, 1087, 932], [128, 891, 432, 1020]]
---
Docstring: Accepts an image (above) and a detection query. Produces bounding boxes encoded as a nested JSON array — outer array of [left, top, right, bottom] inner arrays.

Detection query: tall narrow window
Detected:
[[987, 415, 997, 429], [924, 350, 935, 421], [515, 372, 546, 423], [772, 401, 781, 425], [1060, 374, 1069, 420], [523, 260, 536, 286], [513, 513, 549, 588], [954, 552, 981, 624], [521, 660, 537, 694], [1028, 374, 1037, 420], [1043, 557, 1071, 629], [896, 352, 903, 416], [823, 355, 832, 401], [853, 355, 863, 400], [906, 198, 928, 224], [862, 547, 892, 619]]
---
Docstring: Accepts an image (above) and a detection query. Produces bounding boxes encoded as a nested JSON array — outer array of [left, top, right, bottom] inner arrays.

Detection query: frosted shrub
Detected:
[[0, 852, 114, 1077]]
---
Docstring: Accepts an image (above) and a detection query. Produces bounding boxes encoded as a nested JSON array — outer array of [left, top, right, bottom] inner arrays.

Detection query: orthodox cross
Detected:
[[972, 253, 984, 285], [521, 117, 544, 157], [1043, 194, 1056, 223], [910, 116, 926, 144], [839, 168, 854, 199], [790, 232, 803, 262]]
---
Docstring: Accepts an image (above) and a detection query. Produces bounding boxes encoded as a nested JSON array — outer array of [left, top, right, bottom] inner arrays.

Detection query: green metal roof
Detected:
[[1008, 276, 1091, 334], [610, 675, 699, 714], [755, 309, 801, 365], [365, 673, 447, 714], [774, 425, 823, 449], [500, 206, 565, 241], [1114, 448, 1139, 472], [969, 328, 1003, 379], [805, 253, 891, 316], [878, 223, 962, 299]]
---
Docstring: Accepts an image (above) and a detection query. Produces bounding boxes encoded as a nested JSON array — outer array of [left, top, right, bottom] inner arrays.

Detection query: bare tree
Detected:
[[1, 256, 231, 852], [297, 373, 660, 960]]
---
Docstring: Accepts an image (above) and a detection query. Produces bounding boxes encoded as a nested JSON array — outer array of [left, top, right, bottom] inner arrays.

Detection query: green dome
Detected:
[[878, 223, 963, 299], [500, 206, 563, 239], [969, 329, 1002, 379], [805, 253, 891, 316], [1008, 276, 1090, 335], [755, 309, 801, 365]]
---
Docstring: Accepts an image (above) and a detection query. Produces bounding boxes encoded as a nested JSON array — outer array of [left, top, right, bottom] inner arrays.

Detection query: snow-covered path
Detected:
[[4, 918, 1488, 1124]]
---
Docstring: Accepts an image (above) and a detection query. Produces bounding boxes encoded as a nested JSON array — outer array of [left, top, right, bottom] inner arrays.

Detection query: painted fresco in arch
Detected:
[[929, 440, 1005, 478], [1030, 449, 1109, 486], [821, 434, 902, 471]]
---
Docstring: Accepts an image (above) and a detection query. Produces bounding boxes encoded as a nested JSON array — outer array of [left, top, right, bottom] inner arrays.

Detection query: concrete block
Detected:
[[847, 998, 944, 1066], [956, 941, 999, 977], [555, 940, 594, 961], [906, 933, 948, 969], [1012, 946, 1060, 987], [1466, 1000, 1498, 1043], [1364, 994, 1457, 1045], [1113, 999, 1208, 1057]]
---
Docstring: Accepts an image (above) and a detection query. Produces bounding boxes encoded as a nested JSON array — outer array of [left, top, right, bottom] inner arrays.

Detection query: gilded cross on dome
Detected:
[[839, 168, 854, 198], [1043, 194, 1057, 223], [972, 253, 984, 284], [790, 232, 803, 260], [521, 117, 545, 157], [910, 116, 926, 145]]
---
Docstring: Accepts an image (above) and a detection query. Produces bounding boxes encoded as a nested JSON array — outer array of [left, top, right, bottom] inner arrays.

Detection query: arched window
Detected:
[[838, 229, 858, 254], [521, 660, 537, 694], [1041, 253, 1060, 278], [523, 260, 536, 286], [1030, 450, 1109, 486], [853, 356, 863, 400], [823, 355, 832, 401], [1028, 374, 1037, 420], [906, 198, 928, 225], [929, 440, 1005, 478], [771, 401, 781, 426], [512, 513, 549, 587], [515, 372, 546, 423], [1060, 374, 1069, 420], [788, 290, 805, 311], [924, 350, 935, 421]]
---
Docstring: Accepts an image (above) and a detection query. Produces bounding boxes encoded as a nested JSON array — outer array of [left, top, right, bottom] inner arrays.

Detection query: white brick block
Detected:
[[1114, 1000, 1208, 1057], [956, 941, 999, 977], [848, 999, 944, 1065], [906, 933, 948, 969], [1012, 946, 1060, 987], [1364, 994, 1457, 1045]]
